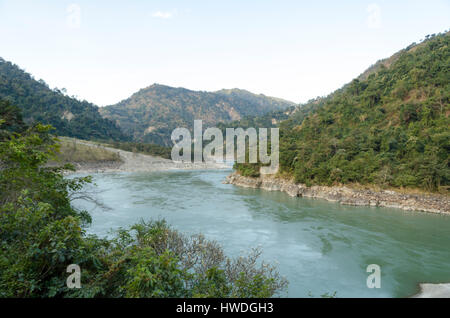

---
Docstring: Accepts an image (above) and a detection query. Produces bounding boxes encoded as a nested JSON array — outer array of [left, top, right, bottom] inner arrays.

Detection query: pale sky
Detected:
[[1, 0, 449, 106]]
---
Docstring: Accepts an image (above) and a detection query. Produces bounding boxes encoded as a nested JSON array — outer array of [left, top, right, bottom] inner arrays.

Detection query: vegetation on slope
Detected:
[[100, 84, 295, 146], [215, 88, 296, 113], [55, 137, 122, 164], [237, 32, 450, 193], [0, 58, 128, 141], [107, 140, 172, 159], [216, 107, 296, 132], [0, 99, 27, 139]]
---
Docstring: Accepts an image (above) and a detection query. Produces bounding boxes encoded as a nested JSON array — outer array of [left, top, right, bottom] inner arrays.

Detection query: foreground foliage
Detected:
[[0, 109, 287, 297]]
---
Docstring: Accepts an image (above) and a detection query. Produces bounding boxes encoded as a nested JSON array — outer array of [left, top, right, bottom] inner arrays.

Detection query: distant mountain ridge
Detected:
[[0, 58, 128, 141], [100, 84, 296, 146], [0, 59, 295, 146]]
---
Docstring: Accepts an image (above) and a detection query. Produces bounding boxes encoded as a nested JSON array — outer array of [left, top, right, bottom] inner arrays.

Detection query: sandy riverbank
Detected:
[[61, 139, 230, 174], [412, 283, 450, 298]]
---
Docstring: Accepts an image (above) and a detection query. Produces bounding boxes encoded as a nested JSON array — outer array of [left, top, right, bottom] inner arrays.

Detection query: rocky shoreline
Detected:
[[224, 173, 450, 215]]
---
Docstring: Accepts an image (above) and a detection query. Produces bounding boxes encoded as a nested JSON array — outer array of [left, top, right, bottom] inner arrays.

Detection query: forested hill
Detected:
[[0, 58, 128, 141], [100, 84, 295, 146], [241, 31, 450, 192]]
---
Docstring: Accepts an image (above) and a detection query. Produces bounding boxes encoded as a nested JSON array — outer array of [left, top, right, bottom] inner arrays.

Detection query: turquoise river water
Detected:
[[71, 169, 450, 298]]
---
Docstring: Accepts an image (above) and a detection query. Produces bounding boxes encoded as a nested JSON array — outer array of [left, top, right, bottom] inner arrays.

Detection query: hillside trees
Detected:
[[0, 59, 128, 141], [235, 32, 449, 192]]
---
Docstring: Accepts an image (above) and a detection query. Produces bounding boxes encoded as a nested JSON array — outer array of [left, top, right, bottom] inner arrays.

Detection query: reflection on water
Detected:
[[71, 170, 450, 298]]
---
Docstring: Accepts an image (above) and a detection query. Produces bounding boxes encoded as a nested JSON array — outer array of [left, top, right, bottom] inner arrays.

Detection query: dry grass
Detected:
[[55, 137, 122, 164]]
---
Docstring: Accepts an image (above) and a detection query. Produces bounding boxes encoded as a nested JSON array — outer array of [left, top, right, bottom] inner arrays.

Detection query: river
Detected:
[[71, 169, 450, 298]]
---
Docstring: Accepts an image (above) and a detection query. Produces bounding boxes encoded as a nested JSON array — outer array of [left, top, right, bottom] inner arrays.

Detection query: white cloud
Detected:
[[152, 11, 174, 19], [66, 3, 81, 29], [367, 3, 382, 29]]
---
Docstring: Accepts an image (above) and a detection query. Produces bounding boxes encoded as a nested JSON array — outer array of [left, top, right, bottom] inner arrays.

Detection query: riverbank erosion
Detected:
[[224, 173, 450, 215]]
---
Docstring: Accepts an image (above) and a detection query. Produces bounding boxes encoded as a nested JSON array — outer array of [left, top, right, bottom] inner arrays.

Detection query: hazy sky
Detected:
[[1, 0, 449, 106]]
